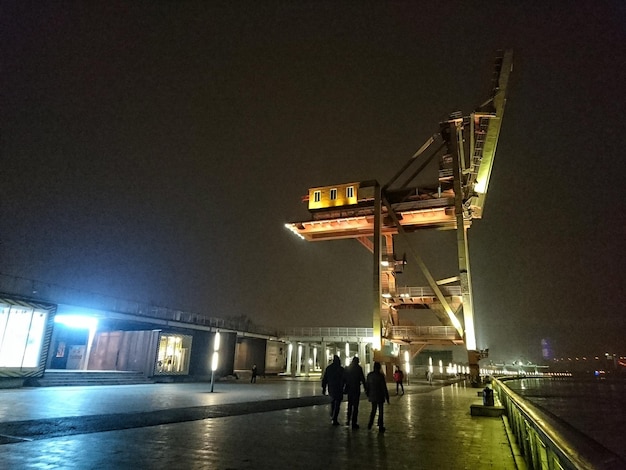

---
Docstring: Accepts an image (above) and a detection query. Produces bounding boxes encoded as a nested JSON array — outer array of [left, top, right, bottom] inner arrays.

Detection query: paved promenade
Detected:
[[0, 377, 519, 469]]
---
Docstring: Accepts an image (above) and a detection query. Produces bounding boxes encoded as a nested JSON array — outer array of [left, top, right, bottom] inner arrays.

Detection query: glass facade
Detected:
[[0, 302, 51, 375], [155, 333, 192, 375]]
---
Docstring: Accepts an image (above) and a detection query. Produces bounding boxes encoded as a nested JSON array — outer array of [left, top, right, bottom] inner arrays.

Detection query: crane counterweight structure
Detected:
[[285, 50, 512, 386]]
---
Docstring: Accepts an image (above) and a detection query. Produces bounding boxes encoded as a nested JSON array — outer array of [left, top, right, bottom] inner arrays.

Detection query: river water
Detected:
[[504, 376, 626, 461]]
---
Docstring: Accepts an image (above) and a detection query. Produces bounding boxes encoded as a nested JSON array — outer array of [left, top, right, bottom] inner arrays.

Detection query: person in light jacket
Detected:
[[365, 361, 390, 432]]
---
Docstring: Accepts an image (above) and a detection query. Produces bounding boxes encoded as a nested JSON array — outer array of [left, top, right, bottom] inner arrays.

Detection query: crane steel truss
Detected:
[[285, 51, 512, 384]]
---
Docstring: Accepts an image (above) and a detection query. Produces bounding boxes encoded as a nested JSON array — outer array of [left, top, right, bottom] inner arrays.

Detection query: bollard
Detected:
[[482, 386, 494, 406]]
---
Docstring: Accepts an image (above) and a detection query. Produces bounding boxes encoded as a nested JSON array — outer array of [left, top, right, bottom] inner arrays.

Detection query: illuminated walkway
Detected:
[[0, 378, 519, 469]]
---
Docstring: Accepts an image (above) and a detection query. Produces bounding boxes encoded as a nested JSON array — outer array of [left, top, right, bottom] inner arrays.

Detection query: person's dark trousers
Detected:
[[330, 397, 341, 423], [368, 402, 384, 428], [396, 382, 404, 394], [346, 393, 360, 427]]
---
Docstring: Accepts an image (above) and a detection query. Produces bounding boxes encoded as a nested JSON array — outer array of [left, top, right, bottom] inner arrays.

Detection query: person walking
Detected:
[[344, 356, 366, 429], [322, 355, 345, 425], [393, 366, 404, 395], [366, 361, 390, 432], [251, 364, 258, 383]]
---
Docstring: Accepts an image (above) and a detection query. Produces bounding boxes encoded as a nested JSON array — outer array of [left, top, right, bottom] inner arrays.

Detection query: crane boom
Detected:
[[467, 49, 513, 218]]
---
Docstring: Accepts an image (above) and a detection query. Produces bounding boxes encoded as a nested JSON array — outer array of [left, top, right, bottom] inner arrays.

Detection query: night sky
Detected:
[[2, 2, 625, 363]]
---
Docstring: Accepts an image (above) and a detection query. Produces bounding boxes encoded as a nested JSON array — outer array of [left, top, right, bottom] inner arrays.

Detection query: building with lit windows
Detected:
[[0, 275, 470, 388], [0, 290, 267, 387]]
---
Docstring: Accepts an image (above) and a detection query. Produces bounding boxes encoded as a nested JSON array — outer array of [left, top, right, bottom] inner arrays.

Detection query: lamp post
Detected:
[[210, 330, 221, 393], [428, 357, 434, 384], [404, 350, 410, 385]]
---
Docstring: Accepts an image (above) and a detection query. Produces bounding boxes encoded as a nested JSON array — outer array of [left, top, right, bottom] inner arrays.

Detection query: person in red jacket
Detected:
[[393, 366, 404, 395]]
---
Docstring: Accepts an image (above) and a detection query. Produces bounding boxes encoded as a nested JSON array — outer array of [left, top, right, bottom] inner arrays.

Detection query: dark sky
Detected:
[[2, 2, 625, 363]]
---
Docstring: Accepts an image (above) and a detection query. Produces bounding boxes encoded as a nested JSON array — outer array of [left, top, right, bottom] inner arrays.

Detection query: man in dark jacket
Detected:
[[365, 361, 390, 432], [322, 355, 345, 425], [344, 356, 366, 429]]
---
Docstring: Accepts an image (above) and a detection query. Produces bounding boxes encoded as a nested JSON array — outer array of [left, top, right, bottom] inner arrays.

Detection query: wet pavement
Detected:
[[0, 377, 519, 469]]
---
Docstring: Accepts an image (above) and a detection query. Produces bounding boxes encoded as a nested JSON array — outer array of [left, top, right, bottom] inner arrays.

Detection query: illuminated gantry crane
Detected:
[[286, 50, 513, 384]]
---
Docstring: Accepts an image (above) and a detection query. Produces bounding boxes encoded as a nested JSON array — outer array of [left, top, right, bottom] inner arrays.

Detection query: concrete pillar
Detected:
[[296, 344, 302, 376], [304, 342, 311, 376], [358, 341, 366, 360], [83, 325, 97, 370], [286, 343, 293, 376], [358, 341, 370, 374], [321, 341, 328, 372]]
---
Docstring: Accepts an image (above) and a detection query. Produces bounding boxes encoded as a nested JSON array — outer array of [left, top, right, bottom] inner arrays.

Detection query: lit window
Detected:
[[330, 188, 337, 200], [314, 191, 321, 202], [346, 186, 354, 198]]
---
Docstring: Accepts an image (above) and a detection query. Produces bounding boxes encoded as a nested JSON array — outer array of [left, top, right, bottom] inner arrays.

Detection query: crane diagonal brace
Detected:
[[381, 194, 464, 338]]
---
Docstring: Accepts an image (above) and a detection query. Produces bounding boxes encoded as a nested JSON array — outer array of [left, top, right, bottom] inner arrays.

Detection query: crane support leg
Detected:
[[448, 120, 480, 386], [372, 182, 382, 351], [381, 195, 464, 337]]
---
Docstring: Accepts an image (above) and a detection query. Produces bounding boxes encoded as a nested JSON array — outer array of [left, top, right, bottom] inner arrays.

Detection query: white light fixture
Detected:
[[284, 224, 305, 240], [54, 315, 98, 330], [214, 331, 221, 351], [210, 330, 221, 392], [404, 350, 410, 375]]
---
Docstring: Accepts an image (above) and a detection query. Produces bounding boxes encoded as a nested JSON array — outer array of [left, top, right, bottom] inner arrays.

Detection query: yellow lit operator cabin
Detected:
[[307, 182, 360, 210]]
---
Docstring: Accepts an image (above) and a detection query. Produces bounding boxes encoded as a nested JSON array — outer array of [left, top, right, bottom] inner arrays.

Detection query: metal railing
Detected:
[[493, 377, 626, 470], [278, 327, 374, 338], [386, 325, 460, 341], [0, 273, 461, 343], [395, 285, 461, 297], [0, 272, 278, 336]]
